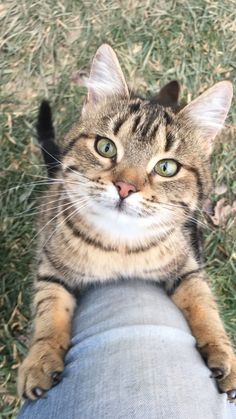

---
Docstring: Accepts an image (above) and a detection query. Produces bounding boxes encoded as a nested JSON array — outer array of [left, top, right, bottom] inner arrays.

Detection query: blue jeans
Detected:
[[18, 280, 236, 419]]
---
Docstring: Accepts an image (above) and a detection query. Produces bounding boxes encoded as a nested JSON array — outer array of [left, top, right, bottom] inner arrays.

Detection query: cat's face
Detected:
[[60, 45, 232, 243]]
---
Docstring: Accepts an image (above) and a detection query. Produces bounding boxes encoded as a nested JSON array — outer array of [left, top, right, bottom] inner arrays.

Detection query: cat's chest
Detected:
[[48, 229, 187, 285]]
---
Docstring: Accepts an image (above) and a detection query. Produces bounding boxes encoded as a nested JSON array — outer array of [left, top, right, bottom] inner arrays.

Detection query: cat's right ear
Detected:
[[178, 81, 233, 154], [83, 44, 129, 109]]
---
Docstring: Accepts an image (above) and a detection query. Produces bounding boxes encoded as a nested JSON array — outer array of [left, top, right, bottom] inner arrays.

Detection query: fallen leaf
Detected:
[[214, 183, 227, 196], [210, 198, 236, 227]]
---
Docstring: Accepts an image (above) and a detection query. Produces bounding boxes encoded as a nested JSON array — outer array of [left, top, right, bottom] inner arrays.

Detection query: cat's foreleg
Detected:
[[18, 280, 76, 400], [170, 274, 236, 403]]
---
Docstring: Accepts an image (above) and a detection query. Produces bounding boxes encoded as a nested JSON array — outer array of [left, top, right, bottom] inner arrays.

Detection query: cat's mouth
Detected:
[[94, 196, 138, 216], [112, 198, 144, 218], [101, 199, 130, 215], [115, 198, 125, 212], [89, 189, 146, 218]]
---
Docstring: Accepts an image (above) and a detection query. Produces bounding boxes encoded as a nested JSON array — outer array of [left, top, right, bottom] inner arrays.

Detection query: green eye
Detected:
[[154, 159, 179, 177], [95, 138, 117, 158]]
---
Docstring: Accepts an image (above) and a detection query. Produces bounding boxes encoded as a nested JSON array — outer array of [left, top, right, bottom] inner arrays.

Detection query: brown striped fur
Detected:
[[18, 44, 236, 402]]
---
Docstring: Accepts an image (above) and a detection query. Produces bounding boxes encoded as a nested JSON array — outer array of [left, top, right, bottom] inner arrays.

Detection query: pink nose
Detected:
[[115, 181, 137, 199]]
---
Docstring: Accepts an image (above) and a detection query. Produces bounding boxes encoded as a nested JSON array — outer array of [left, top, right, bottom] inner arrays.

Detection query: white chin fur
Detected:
[[73, 184, 172, 243]]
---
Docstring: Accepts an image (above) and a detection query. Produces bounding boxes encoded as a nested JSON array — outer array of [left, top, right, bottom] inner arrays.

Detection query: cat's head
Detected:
[[61, 44, 232, 244]]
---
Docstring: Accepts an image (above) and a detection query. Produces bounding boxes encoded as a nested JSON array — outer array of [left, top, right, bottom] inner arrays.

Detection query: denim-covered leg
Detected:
[[18, 280, 236, 419]]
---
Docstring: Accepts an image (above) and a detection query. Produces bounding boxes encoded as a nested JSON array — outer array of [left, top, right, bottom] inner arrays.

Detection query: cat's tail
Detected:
[[36, 100, 61, 177]]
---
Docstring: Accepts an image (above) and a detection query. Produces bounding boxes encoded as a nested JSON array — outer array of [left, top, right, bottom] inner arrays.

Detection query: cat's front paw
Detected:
[[18, 342, 64, 400], [214, 357, 236, 404], [207, 348, 236, 404]]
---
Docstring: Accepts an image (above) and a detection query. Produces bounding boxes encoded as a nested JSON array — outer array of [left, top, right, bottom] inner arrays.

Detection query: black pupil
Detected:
[[162, 162, 167, 172], [105, 143, 110, 153]]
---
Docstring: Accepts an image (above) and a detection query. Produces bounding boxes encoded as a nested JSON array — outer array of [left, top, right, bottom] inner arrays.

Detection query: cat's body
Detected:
[[18, 45, 236, 402], [38, 99, 199, 289]]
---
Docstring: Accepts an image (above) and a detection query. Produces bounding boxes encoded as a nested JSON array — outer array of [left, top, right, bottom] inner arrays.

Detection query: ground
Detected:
[[0, 1, 236, 417]]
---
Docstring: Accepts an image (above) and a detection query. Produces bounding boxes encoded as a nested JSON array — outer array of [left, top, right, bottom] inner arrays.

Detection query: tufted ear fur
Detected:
[[178, 81, 233, 154], [83, 44, 129, 108]]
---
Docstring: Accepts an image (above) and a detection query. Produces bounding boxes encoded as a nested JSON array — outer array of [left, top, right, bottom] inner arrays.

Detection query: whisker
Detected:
[[147, 199, 200, 215], [1, 180, 65, 196], [41, 199, 90, 249], [39, 145, 96, 181], [1, 177, 93, 199], [148, 200, 213, 231], [15, 200, 79, 218], [28, 200, 78, 247], [28, 194, 91, 217], [27, 172, 89, 185]]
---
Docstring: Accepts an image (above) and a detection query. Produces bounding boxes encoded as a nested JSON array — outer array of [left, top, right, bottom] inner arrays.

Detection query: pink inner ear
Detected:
[[179, 81, 233, 147], [85, 44, 129, 105]]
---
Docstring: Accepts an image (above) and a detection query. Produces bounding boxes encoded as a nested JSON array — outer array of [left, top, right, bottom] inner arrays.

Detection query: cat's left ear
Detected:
[[83, 44, 129, 108], [178, 81, 233, 154]]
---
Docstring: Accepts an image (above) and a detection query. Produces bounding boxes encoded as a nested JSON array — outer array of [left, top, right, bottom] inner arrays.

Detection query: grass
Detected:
[[0, 0, 236, 417]]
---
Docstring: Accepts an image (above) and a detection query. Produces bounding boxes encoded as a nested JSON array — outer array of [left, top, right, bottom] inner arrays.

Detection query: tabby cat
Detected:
[[18, 44, 236, 402]]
